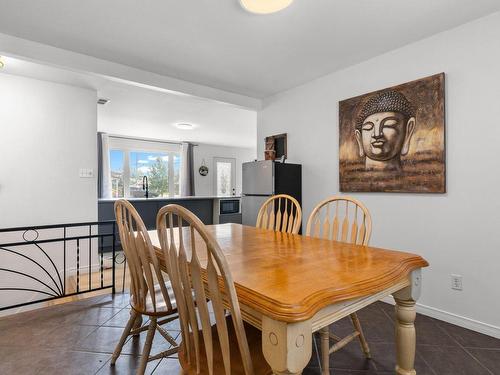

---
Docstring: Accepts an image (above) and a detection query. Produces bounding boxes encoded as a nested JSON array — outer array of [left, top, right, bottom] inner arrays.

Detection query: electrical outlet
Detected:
[[79, 168, 94, 178], [451, 274, 463, 291]]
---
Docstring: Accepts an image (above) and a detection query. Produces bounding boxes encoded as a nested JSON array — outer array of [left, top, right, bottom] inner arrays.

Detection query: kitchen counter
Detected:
[[98, 195, 241, 203], [98, 196, 242, 250], [99, 195, 241, 231]]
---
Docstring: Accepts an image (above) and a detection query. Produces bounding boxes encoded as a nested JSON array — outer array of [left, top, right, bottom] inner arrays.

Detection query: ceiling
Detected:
[[0, 1, 499, 98], [0, 56, 257, 148], [97, 81, 257, 149]]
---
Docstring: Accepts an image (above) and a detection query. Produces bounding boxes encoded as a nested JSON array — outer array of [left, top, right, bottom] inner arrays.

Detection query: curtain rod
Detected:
[[107, 133, 198, 146]]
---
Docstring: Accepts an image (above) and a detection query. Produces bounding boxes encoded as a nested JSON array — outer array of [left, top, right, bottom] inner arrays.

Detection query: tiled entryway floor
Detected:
[[1, 293, 499, 374]]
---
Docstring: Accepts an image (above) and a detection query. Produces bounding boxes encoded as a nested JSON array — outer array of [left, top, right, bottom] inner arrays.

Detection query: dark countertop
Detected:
[[98, 196, 241, 203]]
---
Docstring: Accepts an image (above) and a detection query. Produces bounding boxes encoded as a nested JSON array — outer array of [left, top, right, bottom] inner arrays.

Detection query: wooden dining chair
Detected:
[[256, 194, 302, 234], [111, 199, 179, 374], [306, 196, 372, 374], [157, 204, 273, 375]]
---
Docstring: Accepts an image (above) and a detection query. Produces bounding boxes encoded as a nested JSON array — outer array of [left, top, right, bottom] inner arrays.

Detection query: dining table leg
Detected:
[[262, 316, 312, 375], [392, 270, 422, 375], [394, 296, 416, 375]]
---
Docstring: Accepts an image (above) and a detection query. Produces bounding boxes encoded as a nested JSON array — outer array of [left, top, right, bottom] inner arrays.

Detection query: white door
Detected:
[[214, 157, 236, 196]]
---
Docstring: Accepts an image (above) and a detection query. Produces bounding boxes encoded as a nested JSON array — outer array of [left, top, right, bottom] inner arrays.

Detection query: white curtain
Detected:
[[181, 142, 195, 196], [98, 132, 112, 198]]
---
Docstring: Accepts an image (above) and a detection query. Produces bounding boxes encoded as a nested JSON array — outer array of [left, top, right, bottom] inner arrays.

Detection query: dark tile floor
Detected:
[[0, 293, 499, 374]]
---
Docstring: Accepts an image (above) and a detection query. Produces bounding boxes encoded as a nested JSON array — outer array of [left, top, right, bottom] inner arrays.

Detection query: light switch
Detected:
[[79, 168, 94, 178]]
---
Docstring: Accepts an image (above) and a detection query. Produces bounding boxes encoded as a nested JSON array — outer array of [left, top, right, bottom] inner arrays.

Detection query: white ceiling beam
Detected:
[[0, 32, 261, 110]]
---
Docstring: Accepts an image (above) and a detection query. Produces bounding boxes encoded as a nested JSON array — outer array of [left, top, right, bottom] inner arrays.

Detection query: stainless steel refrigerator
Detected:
[[242, 160, 302, 227]]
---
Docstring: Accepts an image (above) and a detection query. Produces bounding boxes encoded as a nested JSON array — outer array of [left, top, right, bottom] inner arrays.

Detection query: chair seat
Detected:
[[179, 315, 273, 375], [131, 281, 177, 317]]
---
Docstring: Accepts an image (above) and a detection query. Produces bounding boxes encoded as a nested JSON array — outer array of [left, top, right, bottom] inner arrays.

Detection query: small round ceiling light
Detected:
[[240, 0, 293, 14], [175, 123, 194, 130], [0, 57, 4, 69]]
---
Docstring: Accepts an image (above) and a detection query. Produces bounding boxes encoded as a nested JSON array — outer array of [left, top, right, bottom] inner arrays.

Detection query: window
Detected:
[[214, 157, 236, 197], [108, 137, 181, 198], [173, 154, 181, 195], [110, 150, 124, 198]]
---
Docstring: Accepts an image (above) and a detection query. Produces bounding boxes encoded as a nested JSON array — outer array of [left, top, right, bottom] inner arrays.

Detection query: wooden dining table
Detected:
[[148, 223, 428, 375]]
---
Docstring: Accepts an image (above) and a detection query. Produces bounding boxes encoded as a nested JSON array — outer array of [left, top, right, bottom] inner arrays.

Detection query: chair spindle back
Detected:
[[305, 196, 372, 245], [256, 194, 302, 234], [156, 204, 254, 375], [114, 199, 174, 313]]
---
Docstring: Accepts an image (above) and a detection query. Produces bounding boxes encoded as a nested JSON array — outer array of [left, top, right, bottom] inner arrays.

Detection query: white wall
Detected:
[[0, 73, 98, 227], [258, 13, 500, 335], [193, 143, 256, 196], [0, 73, 98, 314]]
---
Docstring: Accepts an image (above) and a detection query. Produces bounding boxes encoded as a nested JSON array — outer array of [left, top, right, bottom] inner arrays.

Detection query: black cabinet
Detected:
[[99, 199, 213, 228], [219, 213, 242, 224], [172, 200, 213, 225], [132, 202, 158, 229], [98, 198, 214, 251]]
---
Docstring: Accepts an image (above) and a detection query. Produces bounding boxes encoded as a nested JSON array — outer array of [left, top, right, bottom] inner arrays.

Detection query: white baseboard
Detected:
[[380, 296, 500, 339]]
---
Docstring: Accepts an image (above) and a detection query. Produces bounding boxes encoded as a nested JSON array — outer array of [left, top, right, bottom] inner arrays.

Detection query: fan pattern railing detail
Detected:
[[0, 221, 118, 312]]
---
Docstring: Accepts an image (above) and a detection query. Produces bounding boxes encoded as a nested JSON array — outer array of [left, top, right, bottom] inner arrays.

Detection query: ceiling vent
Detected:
[[97, 98, 110, 105]]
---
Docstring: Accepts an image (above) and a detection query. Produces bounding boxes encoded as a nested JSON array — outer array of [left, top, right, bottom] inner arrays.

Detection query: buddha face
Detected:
[[355, 111, 416, 162]]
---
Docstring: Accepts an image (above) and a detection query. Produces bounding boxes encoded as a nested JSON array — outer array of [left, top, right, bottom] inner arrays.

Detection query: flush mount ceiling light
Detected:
[[175, 123, 194, 130], [0, 57, 4, 69], [240, 0, 293, 14]]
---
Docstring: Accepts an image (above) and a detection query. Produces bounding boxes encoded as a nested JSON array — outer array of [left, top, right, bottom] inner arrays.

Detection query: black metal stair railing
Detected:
[[0, 221, 118, 312]]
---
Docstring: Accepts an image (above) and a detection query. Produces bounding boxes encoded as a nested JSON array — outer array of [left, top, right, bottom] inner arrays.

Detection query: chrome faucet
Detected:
[[142, 176, 149, 198]]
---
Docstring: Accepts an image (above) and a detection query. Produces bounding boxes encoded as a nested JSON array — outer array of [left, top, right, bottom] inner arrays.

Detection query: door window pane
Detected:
[[110, 150, 124, 198], [129, 151, 169, 197], [216, 162, 232, 196]]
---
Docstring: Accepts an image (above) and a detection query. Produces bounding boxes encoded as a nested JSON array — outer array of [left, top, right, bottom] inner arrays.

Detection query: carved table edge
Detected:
[[235, 260, 427, 323], [237, 275, 413, 333]]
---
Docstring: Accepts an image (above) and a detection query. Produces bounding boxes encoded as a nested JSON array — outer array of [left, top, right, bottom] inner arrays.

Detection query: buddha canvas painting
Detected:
[[339, 73, 445, 193]]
